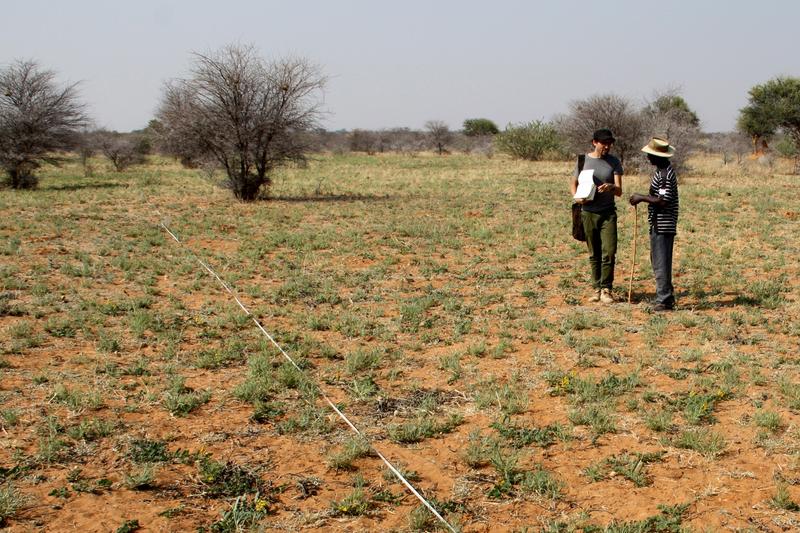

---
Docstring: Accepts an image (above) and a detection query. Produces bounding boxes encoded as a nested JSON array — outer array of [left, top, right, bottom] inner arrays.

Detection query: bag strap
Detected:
[[574, 155, 587, 208]]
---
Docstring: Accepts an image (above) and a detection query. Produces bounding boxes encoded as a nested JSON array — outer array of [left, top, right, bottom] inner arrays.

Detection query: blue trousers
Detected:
[[650, 232, 675, 307]]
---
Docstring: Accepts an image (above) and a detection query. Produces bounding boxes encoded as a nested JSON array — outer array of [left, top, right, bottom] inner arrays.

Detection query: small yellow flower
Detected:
[[255, 499, 268, 512]]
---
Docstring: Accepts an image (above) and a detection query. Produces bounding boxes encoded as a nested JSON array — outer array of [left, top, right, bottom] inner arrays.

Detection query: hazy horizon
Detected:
[[3, 0, 799, 134]]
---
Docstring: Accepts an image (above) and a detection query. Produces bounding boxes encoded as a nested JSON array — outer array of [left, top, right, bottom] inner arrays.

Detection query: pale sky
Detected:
[[3, 0, 799, 133]]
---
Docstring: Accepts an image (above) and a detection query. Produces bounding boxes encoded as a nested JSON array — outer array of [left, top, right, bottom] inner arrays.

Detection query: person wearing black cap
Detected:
[[570, 128, 624, 303]]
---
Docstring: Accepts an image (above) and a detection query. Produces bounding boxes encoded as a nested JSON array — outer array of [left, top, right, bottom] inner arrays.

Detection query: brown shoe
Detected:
[[589, 290, 601, 302], [600, 288, 614, 304]]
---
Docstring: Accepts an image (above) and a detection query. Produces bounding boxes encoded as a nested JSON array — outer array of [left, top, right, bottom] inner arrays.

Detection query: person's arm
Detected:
[[597, 173, 622, 196], [629, 192, 666, 206], [630, 167, 674, 206]]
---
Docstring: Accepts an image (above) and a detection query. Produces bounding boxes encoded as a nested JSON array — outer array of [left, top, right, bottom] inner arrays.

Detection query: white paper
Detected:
[[574, 169, 596, 200]]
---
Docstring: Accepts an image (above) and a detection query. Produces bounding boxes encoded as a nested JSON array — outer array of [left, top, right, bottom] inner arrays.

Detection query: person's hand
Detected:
[[629, 193, 642, 206], [598, 183, 615, 193]]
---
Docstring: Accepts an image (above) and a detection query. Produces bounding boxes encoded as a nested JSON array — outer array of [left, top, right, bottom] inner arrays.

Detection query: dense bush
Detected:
[[494, 121, 565, 161], [94, 130, 150, 171], [774, 136, 799, 158], [349, 129, 379, 154]]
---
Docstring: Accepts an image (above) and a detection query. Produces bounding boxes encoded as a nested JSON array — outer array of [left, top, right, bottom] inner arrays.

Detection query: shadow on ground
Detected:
[[43, 181, 126, 192], [271, 193, 394, 203]]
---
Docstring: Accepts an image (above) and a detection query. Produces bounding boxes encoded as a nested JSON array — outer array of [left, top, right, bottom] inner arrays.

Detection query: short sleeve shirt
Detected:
[[574, 154, 623, 213]]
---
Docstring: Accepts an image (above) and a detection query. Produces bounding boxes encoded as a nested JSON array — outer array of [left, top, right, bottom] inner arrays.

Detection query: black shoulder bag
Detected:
[[571, 154, 586, 242]]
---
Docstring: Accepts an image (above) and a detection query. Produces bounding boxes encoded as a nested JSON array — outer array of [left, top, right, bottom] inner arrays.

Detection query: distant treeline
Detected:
[[102, 124, 772, 164]]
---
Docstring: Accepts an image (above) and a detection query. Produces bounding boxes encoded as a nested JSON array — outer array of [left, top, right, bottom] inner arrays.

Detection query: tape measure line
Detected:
[[156, 216, 457, 533]]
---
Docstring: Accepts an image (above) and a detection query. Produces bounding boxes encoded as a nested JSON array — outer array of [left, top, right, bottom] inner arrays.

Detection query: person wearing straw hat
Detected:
[[571, 128, 624, 304], [629, 137, 679, 311]]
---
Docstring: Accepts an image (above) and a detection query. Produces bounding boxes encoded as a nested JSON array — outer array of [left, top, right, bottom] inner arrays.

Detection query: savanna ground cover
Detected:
[[0, 152, 799, 532]]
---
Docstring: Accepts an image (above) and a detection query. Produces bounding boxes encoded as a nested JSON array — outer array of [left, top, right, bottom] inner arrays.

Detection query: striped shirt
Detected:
[[648, 165, 679, 234]]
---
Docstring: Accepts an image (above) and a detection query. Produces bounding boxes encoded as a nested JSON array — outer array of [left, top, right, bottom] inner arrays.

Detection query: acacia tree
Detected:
[[463, 118, 499, 136], [737, 104, 775, 155], [0, 60, 89, 188], [554, 93, 644, 164], [156, 44, 326, 200], [738, 77, 800, 159]]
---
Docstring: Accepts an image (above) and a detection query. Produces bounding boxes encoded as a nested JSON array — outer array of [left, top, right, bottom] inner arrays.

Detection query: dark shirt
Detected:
[[574, 154, 624, 213]]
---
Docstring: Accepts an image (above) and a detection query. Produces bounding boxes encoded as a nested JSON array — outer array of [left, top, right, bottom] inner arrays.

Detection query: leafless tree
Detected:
[[698, 132, 751, 165], [94, 130, 149, 171], [554, 93, 644, 165], [453, 133, 494, 157], [74, 129, 97, 176], [640, 89, 702, 171], [0, 60, 89, 188], [150, 104, 206, 168], [156, 44, 326, 200], [425, 120, 452, 155], [383, 128, 427, 153]]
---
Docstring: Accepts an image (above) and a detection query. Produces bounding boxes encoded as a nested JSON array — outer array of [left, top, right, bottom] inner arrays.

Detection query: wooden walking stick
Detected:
[[628, 204, 638, 304]]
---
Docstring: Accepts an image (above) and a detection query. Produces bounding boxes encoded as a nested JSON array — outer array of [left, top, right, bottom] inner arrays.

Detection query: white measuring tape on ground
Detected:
[[156, 215, 457, 533]]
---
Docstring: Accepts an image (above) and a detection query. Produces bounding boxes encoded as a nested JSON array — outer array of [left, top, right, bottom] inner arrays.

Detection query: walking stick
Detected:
[[628, 205, 638, 304]]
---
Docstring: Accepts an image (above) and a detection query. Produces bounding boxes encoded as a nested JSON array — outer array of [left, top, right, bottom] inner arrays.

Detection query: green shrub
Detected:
[[198, 458, 262, 498], [208, 493, 271, 532], [330, 487, 371, 516], [327, 436, 372, 470], [388, 414, 463, 444], [774, 137, 798, 158], [0, 483, 27, 526], [161, 376, 210, 417], [770, 483, 800, 511], [128, 439, 173, 463], [494, 120, 565, 161]]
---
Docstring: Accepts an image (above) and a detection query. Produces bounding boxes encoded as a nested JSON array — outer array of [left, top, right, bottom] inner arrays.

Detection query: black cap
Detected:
[[592, 129, 615, 143]]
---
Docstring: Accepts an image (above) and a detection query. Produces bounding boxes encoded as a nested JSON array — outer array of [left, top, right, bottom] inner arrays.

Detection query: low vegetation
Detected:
[[0, 152, 798, 530]]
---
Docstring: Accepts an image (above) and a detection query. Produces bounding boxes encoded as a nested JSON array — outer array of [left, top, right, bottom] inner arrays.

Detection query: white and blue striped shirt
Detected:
[[648, 165, 679, 234]]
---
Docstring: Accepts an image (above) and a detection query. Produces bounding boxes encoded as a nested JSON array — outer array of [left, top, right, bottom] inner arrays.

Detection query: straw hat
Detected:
[[641, 137, 676, 158]]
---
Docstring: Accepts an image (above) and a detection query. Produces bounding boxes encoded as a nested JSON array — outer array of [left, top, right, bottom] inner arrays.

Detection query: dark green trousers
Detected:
[[581, 209, 617, 290]]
